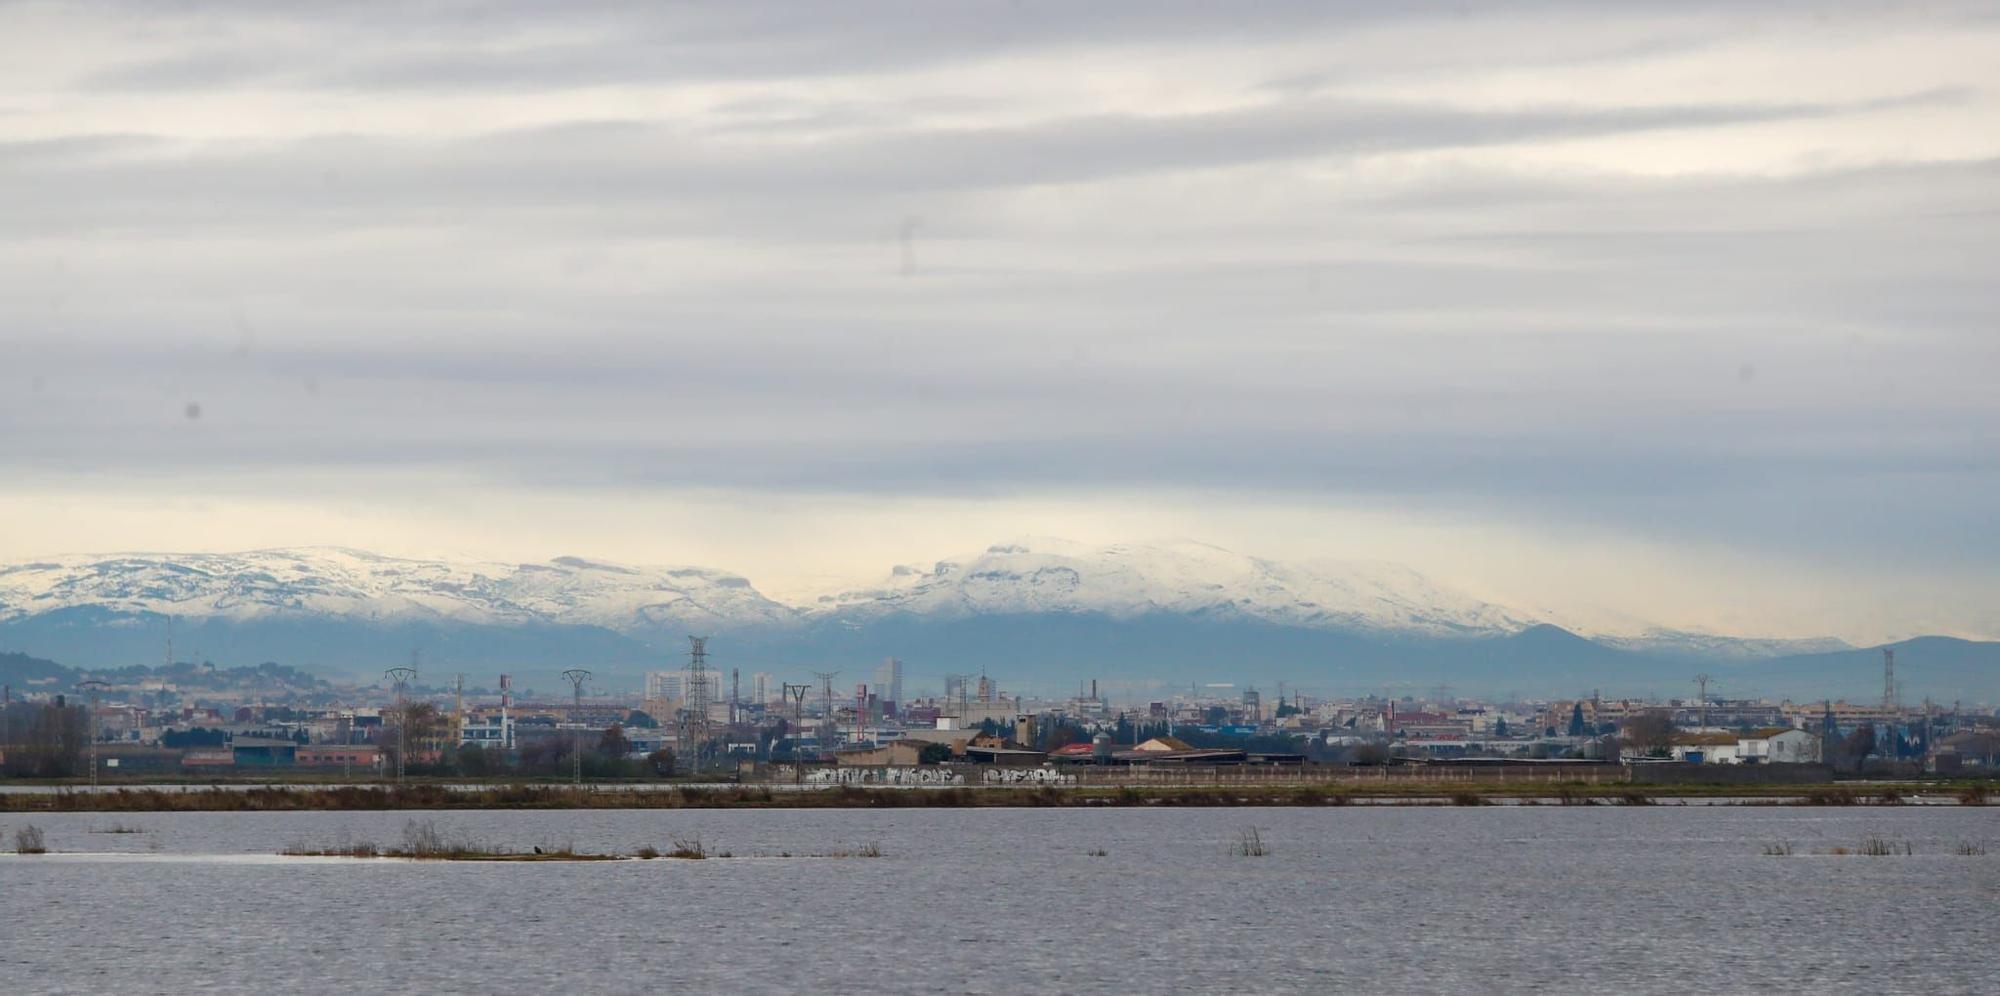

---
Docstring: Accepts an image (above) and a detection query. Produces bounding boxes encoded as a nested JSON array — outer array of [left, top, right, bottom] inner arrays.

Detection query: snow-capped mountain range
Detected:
[[12, 539, 1998, 698], [0, 538, 1839, 652], [813, 539, 1532, 637], [0, 548, 795, 634]]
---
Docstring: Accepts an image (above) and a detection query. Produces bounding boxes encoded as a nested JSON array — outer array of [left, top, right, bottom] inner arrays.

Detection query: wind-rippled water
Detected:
[[3, 806, 1996, 994]]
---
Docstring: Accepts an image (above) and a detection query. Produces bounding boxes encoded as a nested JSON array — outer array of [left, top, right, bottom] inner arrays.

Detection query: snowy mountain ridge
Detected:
[[0, 547, 797, 634], [0, 540, 1849, 655], [813, 538, 1531, 637]]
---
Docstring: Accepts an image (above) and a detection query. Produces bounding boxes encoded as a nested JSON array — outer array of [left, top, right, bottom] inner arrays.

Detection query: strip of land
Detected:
[[0, 781, 1989, 812]]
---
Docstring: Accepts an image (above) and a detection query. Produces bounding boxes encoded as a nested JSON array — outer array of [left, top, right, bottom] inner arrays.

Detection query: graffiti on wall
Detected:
[[793, 766, 967, 786], [981, 767, 1076, 786]]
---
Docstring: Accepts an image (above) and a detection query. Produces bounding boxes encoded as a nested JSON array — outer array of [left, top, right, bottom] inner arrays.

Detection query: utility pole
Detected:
[[78, 679, 109, 788], [561, 668, 592, 785], [385, 664, 417, 783], [1693, 674, 1712, 729]]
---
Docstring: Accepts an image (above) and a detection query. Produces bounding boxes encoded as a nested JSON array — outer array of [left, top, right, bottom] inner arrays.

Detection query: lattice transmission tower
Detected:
[[561, 668, 592, 785], [682, 637, 712, 767], [385, 663, 417, 783]]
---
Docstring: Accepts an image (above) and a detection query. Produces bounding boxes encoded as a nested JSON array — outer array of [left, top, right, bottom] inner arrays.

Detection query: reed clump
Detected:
[[1856, 835, 1913, 857], [13, 825, 47, 854], [281, 819, 618, 861], [1233, 827, 1269, 857], [665, 836, 710, 859]]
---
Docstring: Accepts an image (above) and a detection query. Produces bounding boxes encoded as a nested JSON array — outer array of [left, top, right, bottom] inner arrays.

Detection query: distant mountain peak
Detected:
[[0, 548, 797, 634], [813, 537, 1532, 638]]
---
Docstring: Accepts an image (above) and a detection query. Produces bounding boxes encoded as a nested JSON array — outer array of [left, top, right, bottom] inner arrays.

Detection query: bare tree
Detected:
[[2, 703, 88, 778], [1621, 710, 1675, 758], [382, 701, 444, 770]]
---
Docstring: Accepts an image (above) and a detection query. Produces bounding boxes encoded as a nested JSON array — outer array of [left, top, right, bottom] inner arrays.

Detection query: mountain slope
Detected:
[[1740, 636, 2000, 701], [813, 538, 1530, 637], [0, 548, 797, 635]]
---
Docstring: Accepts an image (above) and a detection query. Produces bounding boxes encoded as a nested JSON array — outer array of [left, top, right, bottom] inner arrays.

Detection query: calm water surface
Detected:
[[4, 806, 1996, 994]]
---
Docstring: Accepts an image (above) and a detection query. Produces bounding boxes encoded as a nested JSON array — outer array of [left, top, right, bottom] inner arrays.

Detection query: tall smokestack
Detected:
[[499, 674, 513, 749]]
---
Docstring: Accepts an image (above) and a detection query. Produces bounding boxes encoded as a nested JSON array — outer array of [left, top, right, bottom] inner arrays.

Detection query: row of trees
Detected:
[[374, 704, 677, 778], [0, 701, 88, 777]]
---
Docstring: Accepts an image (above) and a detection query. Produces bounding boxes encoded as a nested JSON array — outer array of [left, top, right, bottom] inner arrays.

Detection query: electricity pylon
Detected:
[[561, 668, 592, 785]]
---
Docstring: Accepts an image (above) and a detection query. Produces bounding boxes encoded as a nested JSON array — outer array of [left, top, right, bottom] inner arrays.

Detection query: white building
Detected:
[[459, 713, 515, 750], [1739, 727, 1820, 764], [1670, 727, 1820, 764]]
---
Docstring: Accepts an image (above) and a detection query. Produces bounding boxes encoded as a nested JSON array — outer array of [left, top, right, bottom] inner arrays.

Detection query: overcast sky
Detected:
[[1, 1, 1995, 641]]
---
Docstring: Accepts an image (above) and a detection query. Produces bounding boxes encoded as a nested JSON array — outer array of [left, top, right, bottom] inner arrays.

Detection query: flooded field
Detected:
[[3, 806, 1996, 993]]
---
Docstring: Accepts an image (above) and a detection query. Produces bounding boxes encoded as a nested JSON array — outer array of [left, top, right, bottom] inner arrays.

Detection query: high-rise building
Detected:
[[752, 671, 773, 705], [873, 658, 903, 713], [645, 670, 686, 702]]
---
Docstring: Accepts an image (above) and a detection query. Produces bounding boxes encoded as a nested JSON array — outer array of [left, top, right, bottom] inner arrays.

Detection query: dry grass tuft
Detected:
[[1857, 835, 1912, 856], [1233, 827, 1269, 857], [13, 825, 47, 854]]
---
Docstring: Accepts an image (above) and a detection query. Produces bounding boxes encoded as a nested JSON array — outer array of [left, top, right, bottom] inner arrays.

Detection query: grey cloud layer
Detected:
[[3, 0, 1998, 581]]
